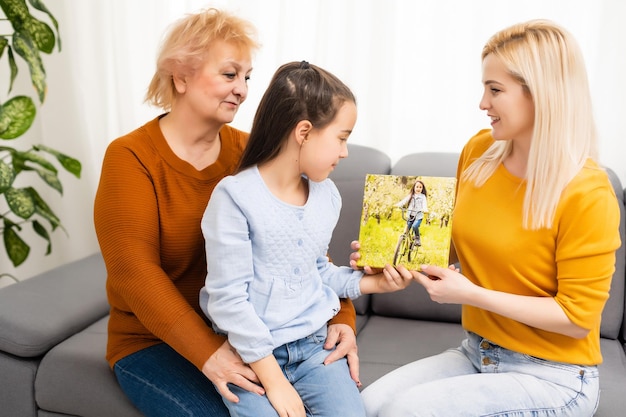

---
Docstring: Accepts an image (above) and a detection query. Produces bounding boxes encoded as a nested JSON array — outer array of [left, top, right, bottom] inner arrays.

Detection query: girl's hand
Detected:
[[412, 264, 477, 305], [379, 264, 414, 292], [349, 240, 382, 274], [360, 264, 414, 294], [265, 379, 305, 417], [250, 356, 304, 416]]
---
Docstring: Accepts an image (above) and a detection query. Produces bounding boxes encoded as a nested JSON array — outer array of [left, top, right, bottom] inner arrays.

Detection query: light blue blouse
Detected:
[[199, 166, 363, 363]]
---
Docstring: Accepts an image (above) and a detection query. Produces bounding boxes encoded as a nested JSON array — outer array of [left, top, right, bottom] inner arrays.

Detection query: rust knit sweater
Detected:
[[94, 115, 355, 370]]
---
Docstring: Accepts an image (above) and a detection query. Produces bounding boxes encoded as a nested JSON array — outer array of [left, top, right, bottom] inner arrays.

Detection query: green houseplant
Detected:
[[0, 0, 81, 280]]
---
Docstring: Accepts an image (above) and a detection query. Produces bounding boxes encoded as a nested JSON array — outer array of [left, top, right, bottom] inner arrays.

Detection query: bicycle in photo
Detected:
[[393, 207, 420, 266]]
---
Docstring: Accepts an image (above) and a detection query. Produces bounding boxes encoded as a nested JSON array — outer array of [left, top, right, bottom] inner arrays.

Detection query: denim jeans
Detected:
[[114, 343, 229, 417], [408, 218, 423, 237], [361, 331, 600, 417], [221, 326, 365, 417]]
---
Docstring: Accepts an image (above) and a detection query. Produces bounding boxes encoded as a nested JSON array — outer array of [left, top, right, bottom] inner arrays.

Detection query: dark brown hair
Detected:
[[238, 61, 355, 172]]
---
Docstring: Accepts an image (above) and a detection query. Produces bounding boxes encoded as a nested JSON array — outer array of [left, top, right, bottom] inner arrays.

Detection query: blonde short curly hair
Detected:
[[145, 8, 260, 111]]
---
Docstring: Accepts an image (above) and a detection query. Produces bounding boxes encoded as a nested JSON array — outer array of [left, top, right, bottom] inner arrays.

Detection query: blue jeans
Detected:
[[221, 326, 365, 417], [408, 217, 423, 237], [361, 331, 600, 417], [114, 343, 229, 417]]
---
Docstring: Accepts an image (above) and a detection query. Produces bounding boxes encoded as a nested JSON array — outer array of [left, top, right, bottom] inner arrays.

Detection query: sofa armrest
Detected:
[[0, 252, 109, 357]]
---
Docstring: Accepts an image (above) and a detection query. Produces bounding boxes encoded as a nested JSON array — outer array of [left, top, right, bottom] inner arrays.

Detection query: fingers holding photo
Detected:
[[381, 263, 414, 290], [349, 240, 383, 274]]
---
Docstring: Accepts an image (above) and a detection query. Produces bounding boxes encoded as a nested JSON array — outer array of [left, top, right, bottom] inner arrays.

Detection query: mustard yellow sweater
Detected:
[[454, 130, 620, 365], [94, 115, 356, 369]]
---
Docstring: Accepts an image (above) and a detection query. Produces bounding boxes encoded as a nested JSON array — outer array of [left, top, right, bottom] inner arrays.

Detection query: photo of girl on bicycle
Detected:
[[395, 179, 428, 247], [356, 174, 456, 271]]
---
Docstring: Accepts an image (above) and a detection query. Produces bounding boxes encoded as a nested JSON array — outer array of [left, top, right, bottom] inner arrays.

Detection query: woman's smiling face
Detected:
[[479, 54, 535, 145]]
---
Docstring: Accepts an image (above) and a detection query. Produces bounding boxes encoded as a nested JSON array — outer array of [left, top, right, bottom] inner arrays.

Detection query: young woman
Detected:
[[360, 20, 621, 416], [94, 11, 360, 417], [395, 179, 428, 246], [200, 61, 414, 417]]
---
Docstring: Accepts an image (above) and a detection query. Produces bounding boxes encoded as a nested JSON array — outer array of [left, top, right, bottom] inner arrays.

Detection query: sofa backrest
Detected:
[[601, 168, 625, 340], [391, 152, 461, 178], [623, 188, 626, 344], [369, 152, 462, 323], [329, 144, 392, 315], [0, 252, 109, 357]]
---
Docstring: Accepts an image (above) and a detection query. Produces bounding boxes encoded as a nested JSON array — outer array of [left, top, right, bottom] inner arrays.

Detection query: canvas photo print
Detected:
[[356, 174, 457, 271]]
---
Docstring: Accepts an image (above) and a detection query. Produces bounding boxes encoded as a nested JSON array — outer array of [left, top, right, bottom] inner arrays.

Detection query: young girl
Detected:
[[395, 179, 428, 246], [199, 61, 414, 417]]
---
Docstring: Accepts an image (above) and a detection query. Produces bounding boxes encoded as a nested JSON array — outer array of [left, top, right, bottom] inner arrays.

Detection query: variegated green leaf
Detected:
[[7, 46, 19, 94], [12, 30, 46, 102], [56, 154, 81, 178], [27, 0, 60, 51], [0, 36, 8, 58], [3, 224, 30, 267], [28, 186, 61, 229], [0, 105, 8, 136], [0, 160, 15, 192], [32, 219, 51, 255], [19, 149, 58, 173], [8, 148, 27, 173], [35, 144, 82, 178], [22, 16, 55, 54], [32, 165, 62, 193], [5, 186, 35, 219], [0, 95, 36, 139], [2, 216, 20, 229], [0, 0, 30, 25]]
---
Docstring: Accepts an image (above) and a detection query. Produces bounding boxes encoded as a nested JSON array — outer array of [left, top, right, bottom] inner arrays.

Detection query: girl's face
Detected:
[[299, 101, 357, 182], [479, 54, 535, 145], [414, 182, 423, 193], [178, 40, 253, 126]]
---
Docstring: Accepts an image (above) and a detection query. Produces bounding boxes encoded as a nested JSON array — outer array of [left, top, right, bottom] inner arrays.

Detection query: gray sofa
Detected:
[[1, 145, 625, 416]]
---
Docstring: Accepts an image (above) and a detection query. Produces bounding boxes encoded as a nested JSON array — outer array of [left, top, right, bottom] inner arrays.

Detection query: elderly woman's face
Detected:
[[177, 40, 253, 125]]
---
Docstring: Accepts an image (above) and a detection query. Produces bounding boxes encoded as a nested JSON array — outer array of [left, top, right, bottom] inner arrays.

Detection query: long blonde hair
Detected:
[[145, 8, 259, 110], [463, 20, 598, 229]]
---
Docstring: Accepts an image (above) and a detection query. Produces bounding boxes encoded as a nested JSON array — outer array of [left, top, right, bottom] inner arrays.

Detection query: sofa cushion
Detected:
[[356, 315, 465, 388], [35, 316, 143, 417], [595, 338, 626, 416], [370, 283, 461, 323], [0, 352, 39, 417], [355, 317, 626, 415], [0, 253, 109, 357]]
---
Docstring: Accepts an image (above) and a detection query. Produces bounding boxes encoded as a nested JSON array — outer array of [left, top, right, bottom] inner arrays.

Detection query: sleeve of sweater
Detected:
[[201, 177, 276, 363], [317, 257, 363, 300], [554, 166, 621, 330], [395, 194, 410, 207], [94, 135, 225, 370], [329, 298, 357, 333]]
